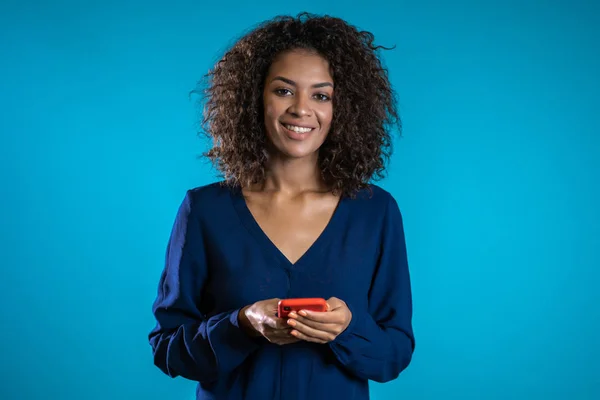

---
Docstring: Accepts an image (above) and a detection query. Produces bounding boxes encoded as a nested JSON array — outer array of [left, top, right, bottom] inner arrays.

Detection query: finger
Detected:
[[266, 334, 299, 345], [265, 329, 300, 345], [273, 338, 300, 346], [290, 328, 328, 344], [287, 314, 339, 334], [276, 328, 296, 338], [288, 320, 335, 343], [295, 309, 343, 324], [264, 298, 281, 308], [265, 326, 295, 337], [328, 297, 348, 311], [265, 317, 288, 330]]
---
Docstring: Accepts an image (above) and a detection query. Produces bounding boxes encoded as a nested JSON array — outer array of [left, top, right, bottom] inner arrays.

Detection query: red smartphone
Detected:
[[277, 298, 328, 318]]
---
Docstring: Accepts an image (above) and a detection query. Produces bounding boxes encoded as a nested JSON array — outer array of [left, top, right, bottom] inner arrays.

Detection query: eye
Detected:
[[314, 93, 331, 102], [274, 88, 293, 96]]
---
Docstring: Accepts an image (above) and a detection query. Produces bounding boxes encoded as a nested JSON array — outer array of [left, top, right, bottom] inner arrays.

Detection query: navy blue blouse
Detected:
[[148, 182, 415, 399]]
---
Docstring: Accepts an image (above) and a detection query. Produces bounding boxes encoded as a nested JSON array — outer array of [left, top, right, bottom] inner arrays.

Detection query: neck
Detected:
[[260, 152, 326, 194]]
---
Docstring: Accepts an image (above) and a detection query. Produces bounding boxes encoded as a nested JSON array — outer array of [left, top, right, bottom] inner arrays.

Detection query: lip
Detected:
[[280, 121, 317, 130], [280, 121, 316, 141]]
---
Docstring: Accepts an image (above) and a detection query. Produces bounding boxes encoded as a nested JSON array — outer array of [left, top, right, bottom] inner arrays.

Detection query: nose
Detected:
[[287, 93, 312, 117]]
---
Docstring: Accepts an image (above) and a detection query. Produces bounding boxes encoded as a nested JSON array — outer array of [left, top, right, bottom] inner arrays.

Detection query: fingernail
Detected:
[[299, 310, 307, 317], [287, 319, 296, 326], [288, 312, 297, 318]]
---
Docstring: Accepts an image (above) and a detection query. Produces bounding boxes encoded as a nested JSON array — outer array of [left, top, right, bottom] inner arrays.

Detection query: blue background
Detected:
[[1, 0, 598, 399]]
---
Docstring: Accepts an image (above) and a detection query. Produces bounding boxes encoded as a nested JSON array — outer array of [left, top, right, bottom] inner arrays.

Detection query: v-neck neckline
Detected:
[[229, 184, 348, 269]]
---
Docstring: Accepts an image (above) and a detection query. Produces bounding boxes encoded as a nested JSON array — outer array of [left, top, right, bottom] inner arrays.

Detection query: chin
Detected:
[[268, 132, 324, 160], [279, 145, 319, 159]]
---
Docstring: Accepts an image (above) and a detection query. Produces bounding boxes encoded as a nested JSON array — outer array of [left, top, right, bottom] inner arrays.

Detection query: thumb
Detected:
[[326, 297, 340, 311]]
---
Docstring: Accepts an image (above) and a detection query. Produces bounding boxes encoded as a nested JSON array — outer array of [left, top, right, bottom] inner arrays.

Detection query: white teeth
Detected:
[[284, 124, 313, 133]]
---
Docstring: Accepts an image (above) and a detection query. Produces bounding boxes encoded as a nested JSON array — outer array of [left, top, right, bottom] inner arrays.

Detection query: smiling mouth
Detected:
[[281, 123, 315, 133]]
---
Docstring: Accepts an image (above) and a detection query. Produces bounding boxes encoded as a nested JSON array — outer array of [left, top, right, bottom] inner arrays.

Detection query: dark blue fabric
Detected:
[[148, 182, 415, 399]]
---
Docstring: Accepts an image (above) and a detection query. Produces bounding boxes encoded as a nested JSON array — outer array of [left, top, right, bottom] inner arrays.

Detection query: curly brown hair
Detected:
[[197, 12, 400, 197]]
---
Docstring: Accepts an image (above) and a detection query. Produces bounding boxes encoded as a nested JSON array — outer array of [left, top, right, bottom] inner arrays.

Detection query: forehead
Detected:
[[267, 50, 333, 83]]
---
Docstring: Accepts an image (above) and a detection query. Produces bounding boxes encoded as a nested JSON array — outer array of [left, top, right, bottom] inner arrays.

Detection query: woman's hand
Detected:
[[286, 297, 352, 344], [238, 298, 300, 345]]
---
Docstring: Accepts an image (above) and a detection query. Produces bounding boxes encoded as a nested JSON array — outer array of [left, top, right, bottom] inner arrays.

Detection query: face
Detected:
[[262, 49, 334, 160]]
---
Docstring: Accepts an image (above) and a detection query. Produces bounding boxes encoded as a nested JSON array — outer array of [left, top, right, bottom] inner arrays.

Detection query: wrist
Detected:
[[238, 306, 259, 337]]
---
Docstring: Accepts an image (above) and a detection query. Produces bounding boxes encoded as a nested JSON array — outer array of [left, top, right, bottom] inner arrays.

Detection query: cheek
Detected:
[[264, 102, 274, 119], [264, 100, 284, 124], [263, 104, 278, 133], [317, 106, 333, 129]]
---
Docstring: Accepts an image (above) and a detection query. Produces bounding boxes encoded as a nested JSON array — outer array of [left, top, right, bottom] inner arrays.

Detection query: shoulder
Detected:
[[346, 184, 404, 226], [177, 180, 233, 216], [351, 184, 400, 210], [186, 180, 231, 201]]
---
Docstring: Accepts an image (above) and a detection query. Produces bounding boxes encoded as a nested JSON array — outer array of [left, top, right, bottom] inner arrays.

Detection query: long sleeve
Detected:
[[328, 195, 415, 383], [148, 191, 261, 383]]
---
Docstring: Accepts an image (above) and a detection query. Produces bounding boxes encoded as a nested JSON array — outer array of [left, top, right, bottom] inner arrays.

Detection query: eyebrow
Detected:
[[272, 76, 333, 88]]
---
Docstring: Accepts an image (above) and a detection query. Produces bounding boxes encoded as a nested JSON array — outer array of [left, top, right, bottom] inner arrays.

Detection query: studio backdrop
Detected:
[[1, 1, 598, 399]]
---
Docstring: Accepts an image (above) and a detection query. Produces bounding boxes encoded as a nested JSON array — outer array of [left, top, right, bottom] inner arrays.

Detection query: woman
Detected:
[[148, 12, 415, 400]]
